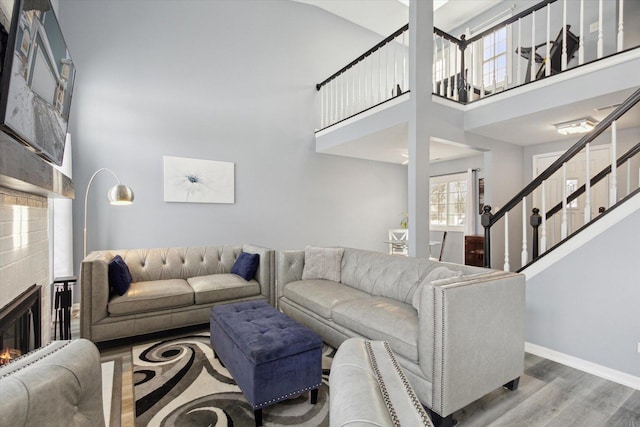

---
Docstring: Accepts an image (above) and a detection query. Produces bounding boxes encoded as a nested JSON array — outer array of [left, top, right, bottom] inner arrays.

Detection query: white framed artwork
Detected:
[[163, 156, 235, 204]]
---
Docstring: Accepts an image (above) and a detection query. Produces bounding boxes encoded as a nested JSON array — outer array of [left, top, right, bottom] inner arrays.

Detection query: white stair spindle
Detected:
[[492, 36, 497, 93], [517, 18, 522, 85], [610, 120, 618, 206], [531, 10, 536, 82], [627, 158, 632, 196], [394, 38, 398, 95], [541, 180, 547, 253], [454, 41, 459, 101], [433, 36, 438, 94], [402, 31, 407, 92], [504, 212, 510, 271], [480, 37, 486, 97], [561, 163, 568, 239], [584, 143, 592, 223], [562, 0, 568, 71], [521, 197, 528, 267], [440, 36, 446, 96], [579, 0, 585, 65], [546, 5, 551, 77], [618, 0, 624, 52], [385, 44, 389, 100], [598, 0, 604, 58]]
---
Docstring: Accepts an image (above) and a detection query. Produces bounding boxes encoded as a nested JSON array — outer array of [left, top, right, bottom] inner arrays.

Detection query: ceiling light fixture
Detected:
[[555, 118, 597, 135]]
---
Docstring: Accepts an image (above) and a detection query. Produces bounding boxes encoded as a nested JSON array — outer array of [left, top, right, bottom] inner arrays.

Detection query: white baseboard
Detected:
[[525, 342, 640, 391]]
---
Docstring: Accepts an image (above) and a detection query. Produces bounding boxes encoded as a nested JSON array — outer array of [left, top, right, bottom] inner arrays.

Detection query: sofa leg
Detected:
[[254, 408, 262, 426], [503, 377, 520, 391], [425, 408, 454, 427], [310, 388, 318, 404]]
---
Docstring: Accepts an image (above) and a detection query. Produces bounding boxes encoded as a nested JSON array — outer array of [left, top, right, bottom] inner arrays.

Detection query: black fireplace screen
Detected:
[[0, 284, 41, 364]]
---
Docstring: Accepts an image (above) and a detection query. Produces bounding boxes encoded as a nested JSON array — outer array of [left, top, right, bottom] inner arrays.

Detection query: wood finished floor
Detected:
[[66, 316, 639, 427]]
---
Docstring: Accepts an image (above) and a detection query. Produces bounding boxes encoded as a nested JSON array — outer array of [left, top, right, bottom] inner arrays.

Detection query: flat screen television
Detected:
[[0, 0, 75, 166]]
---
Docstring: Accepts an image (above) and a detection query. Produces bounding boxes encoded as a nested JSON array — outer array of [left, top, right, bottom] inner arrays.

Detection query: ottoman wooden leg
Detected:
[[311, 388, 318, 404], [254, 408, 262, 426]]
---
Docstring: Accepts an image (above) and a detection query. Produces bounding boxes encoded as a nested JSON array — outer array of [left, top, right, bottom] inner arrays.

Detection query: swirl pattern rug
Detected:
[[133, 333, 333, 426]]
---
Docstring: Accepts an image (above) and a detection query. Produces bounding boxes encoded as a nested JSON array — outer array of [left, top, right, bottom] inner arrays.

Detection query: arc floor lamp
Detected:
[[83, 168, 135, 257]]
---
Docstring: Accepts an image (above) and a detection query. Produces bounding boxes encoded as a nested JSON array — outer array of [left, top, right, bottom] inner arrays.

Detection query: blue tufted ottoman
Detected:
[[210, 300, 322, 426]]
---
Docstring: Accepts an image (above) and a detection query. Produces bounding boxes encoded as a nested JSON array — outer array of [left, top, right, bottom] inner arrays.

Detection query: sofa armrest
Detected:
[[276, 250, 305, 307], [242, 244, 275, 305], [80, 251, 114, 340], [417, 271, 525, 418], [0, 339, 105, 427]]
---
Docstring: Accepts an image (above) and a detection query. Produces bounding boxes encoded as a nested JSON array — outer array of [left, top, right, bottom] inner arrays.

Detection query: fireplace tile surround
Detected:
[[0, 187, 51, 345]]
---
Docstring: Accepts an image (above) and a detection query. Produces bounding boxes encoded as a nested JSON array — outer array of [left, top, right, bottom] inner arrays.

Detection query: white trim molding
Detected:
[[525, 342, 640, 391]]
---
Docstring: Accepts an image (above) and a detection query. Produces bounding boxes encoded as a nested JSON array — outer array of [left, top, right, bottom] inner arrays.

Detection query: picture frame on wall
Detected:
[[163, 156, 235, 204]]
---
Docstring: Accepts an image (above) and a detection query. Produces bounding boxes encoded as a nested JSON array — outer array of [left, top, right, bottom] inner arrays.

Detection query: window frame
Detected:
[[430, 172, 467, 232]]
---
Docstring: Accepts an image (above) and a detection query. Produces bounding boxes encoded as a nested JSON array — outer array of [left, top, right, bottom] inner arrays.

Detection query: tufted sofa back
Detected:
[[340, 248, 488, 304], [115, 245, 242, 282]]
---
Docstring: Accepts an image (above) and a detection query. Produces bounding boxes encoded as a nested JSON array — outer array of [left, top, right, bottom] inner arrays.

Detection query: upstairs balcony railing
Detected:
[[316, 0, 635, 129], [481, 87, 640, 272]]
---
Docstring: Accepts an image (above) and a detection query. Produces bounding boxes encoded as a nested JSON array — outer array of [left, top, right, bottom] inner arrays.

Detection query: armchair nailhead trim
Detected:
[[381, 341, 433, 427], [365, 340, 400, 427], [0, 341, 71, 379], [365, 340, 433, 427]]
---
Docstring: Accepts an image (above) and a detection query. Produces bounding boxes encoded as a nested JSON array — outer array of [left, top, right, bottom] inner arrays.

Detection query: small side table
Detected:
[[52, 276, 78, 340]]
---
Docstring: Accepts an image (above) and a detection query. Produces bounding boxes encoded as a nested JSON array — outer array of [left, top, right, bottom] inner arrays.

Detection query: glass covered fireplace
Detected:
[[0, 284, 41, 365]]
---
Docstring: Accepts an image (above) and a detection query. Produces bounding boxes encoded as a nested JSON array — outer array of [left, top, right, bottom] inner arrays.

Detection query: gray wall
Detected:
[[59, 0, 408, 270], [526, 204, 640, 377]]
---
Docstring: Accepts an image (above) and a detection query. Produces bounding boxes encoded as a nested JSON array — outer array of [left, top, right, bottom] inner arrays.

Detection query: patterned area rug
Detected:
[[132, 333, 333, 426]]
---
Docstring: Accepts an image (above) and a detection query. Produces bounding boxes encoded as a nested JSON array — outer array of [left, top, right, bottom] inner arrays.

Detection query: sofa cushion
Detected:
[[108, 279, 194, 316], [188, 274, 261, 304], [231, 251, 259, 281], [301, 246, 344, 282], [108, 255, 132, 296], [283, 279, 370, 319], [332, 297, 419, 362]]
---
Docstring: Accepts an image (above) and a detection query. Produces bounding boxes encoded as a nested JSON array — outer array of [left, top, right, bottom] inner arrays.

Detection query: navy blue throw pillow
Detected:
[[231, 252, 259, 281], [109, 255, 132, 296]]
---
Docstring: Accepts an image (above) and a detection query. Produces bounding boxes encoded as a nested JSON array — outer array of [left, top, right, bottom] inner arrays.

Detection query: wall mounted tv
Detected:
[[0, 0, 75, 166]]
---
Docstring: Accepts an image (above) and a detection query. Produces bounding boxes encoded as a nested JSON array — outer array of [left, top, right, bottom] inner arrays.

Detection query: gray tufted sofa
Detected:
[[330, 338, 434, 427], [81, 244, 274, 343], [0, 339, 105, 427], [277, 247, 525, 427]]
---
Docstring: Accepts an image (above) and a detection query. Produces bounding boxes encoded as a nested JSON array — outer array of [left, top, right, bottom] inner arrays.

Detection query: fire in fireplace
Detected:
[[0, 284, 41, 365]]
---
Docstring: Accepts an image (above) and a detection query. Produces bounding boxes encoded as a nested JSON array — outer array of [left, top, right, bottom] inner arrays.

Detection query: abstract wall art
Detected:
[[163, 156, 235, 203]]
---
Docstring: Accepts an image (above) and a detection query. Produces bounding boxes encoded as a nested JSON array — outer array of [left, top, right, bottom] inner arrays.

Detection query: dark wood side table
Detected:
[[52, 276, 77, 340], [464, 235, 485, 267]]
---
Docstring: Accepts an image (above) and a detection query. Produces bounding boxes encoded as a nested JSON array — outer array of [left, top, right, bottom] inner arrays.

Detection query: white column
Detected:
[[561, 163, 568, 239], [504, 212, 510, 271], [584, 143, 592, 223], [407, 0, 432, 258], [617, 0, 624, 52], [540, 180, 547, 253], [610, 120, 618, 206], [521, 197, 528, 267]]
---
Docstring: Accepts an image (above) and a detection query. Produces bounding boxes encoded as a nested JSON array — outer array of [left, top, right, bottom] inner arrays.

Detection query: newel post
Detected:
[[481, 205, 493, 268], [457, 34, 468, 103], [530, 208, 541, 260]]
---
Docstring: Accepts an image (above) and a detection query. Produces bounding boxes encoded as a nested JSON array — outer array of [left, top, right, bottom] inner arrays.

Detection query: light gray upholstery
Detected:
[[81, 244, 274, 342], [277, 247, 525, 420], [330, 338, 434, 427], [0, 339, 105, 427]]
